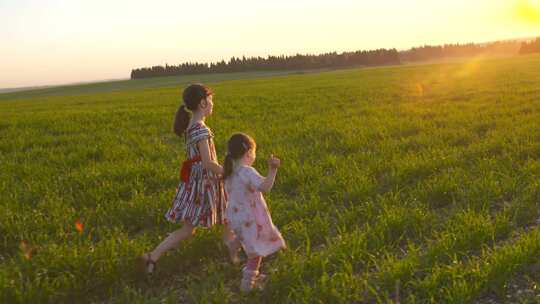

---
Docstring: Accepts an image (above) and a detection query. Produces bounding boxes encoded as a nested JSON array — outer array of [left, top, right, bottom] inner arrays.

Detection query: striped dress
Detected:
[[165, 122, 227, 227]]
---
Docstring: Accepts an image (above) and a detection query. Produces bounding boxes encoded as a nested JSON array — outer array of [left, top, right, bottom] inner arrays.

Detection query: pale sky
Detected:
[[1, 0, 539, 88]]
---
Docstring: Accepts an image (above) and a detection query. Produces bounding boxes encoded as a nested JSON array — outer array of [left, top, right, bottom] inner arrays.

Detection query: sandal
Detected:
[[254, 273, 268, 290], [138, 253, 156, 275]]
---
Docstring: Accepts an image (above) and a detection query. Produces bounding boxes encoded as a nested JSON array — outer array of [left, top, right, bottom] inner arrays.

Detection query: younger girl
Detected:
[[139, 84, 240, 274], [223, 133, 286, 292]]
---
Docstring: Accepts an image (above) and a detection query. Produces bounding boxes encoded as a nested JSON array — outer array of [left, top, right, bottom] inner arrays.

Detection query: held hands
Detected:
[[267, 154, 281, 170]]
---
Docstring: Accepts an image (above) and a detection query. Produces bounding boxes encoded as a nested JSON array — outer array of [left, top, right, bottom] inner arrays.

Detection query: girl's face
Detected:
[[199, 95, 214, 117], [243, 146, 256, 165]]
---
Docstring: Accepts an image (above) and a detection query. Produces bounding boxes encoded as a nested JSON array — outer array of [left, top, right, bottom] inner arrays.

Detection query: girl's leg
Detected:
[[241, 256, 262, 292], [147, 221, 196, 263], [246, 256, 262, 271], [222, 226, 241, 264]]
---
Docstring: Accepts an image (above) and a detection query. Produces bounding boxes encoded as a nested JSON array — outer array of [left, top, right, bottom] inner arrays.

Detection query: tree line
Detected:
[[130, 49, 400, 79], [519, 38, 540, 54], [130, 38, 534, 79], [399, 40, 522, 62]]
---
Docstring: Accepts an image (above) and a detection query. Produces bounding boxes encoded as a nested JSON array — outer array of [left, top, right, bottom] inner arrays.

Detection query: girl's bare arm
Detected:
[[198, 140, 223, 175], [258, 168, 278, 193], [257, 155, 280, 192]]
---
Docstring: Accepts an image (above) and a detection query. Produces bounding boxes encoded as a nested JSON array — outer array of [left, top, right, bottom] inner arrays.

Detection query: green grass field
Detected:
[[1, 55, 540, 303]]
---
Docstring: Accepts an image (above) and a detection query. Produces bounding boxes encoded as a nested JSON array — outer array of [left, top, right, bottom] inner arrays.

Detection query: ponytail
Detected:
[[173, 105, 191, 136], [223, 154, 234, 180]]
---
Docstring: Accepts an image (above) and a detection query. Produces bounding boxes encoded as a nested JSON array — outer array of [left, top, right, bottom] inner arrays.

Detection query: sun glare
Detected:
[[516, 0, 540, 25]]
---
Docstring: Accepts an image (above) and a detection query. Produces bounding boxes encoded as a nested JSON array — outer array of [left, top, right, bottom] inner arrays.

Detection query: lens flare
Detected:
[[456, 56, 484, 78], [75, 219, 84, 233], [20, 240, 35, 260], [415, 83, 424, 97]]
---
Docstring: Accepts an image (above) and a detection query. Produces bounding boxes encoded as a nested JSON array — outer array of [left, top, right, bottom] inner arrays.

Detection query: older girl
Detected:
[[139, 84, 239, 274]]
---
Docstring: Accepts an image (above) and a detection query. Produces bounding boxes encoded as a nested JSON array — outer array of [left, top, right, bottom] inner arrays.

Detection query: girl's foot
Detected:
[[138, 253, 156, 275], [224, 239, 241, 265], [253, 273, 268, 290], [240, 268, 259, 292], [228, 245, 241, 265]]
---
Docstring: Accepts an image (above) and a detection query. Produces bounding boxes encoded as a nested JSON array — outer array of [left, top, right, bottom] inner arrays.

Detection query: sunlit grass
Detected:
[[1, 54, 540, 303]]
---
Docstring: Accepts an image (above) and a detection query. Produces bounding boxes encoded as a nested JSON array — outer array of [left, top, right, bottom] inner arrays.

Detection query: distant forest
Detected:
[[399, 40, 521, 62], [519, 38, 540, 54], [130, 38, 535, 79], [130, 49, 400, 79]]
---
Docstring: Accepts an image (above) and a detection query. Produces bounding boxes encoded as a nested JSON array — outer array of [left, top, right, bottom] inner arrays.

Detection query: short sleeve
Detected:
[[188, 125, 213, 145], [240, 166, 264, 190]]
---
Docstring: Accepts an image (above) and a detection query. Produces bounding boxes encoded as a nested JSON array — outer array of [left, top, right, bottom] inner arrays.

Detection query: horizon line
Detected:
[[2, 34, 538, 91]]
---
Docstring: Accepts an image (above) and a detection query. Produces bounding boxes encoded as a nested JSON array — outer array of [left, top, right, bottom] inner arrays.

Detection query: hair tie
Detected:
[[182, 104, 192, 113]]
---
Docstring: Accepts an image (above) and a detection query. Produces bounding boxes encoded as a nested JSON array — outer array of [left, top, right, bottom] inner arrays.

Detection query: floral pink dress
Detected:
[[225, 165, 286, 258]]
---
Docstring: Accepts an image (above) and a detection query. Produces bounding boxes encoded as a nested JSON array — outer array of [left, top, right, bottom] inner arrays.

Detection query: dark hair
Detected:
[[173, 83, 213, 136], [223, 133, 256, 180]]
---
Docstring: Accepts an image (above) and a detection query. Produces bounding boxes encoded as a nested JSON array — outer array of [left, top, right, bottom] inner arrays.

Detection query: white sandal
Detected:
[[138, 253, 156, 275]]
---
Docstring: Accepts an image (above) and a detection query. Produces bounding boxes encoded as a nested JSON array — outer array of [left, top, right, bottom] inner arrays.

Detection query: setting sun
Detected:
[[516, 0, 540, 25]]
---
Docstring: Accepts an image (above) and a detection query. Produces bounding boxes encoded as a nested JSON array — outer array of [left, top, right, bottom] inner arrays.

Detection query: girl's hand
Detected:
[[268, 154, 281, 169]]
